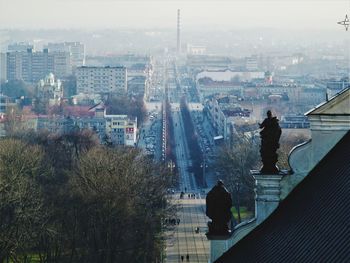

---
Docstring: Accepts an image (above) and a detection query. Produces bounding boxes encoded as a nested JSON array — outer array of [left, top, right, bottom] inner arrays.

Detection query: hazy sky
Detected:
[[0, 0, 348, 30]]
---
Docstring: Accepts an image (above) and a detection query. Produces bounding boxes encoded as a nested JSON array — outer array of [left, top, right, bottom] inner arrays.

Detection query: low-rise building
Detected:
[[196, 70, 265, 83], [197, 80, 243, 99], [36, 73, 63, 106], [105, 113, 137, 146], [15, 105, 136, 146], [187, 44, 206, 55], [206, 96, 251, 143]]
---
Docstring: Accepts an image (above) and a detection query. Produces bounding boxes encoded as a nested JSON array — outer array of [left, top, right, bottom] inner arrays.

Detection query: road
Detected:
[[172, 106, 196, 191], [164, 58, 210, 263], [164, 194, 209, 263]]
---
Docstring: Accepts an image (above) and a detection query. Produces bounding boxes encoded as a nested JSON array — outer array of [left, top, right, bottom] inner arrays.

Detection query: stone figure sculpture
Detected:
[[206, 180, 232, 236], [259, 110, 282, 174]]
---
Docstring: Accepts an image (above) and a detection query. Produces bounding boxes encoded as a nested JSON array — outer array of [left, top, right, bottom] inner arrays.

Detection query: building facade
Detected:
[[7, 42, 34, 52], [6, 48, 71, 83], [76, 66, 127, 95], [0, 53, 7, 82], [44, 42, 85, 67], [105, 113, 137, 146], [36, 73, 63, 106], [206, 96, 250, 142], [19, 107, 136, 146]]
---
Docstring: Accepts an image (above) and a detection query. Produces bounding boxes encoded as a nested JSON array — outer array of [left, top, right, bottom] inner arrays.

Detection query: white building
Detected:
[[36, 73, 63, 106], [196, 70, 265, 82], [206, 96, 251, 142], [104, 113, 137, 146], [187, 44, 206, 55], [76, 66, 127, 95]]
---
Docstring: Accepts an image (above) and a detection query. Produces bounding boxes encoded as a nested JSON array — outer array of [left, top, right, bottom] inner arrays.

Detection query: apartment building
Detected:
[[6, 48, 71, 83], [105, 114, 137, 146], [76, 66, 127, 95], [45, 42, 85, 67]]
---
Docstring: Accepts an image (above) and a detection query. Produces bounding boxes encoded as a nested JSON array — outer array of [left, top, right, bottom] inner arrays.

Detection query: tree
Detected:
[[277, 132, 310, 169], [1, 80, 33, 98], [3, 105, 27, 136], [69, 146, 170, 262], [62, 75, 77, 97], [0, 131, 170, 262], [105, 94, 147, 127], [180, 97, 204, 187], [33, 97, 48, 114], [0, 139, 46, 262], [214, 135, 260, 222]]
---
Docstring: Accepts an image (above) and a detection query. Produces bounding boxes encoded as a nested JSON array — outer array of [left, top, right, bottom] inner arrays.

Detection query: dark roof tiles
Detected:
[[216, 131, 350, 263]]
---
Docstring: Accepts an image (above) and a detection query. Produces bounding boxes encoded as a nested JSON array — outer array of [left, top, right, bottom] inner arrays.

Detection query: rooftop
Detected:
[[216, 131, 350, 263]]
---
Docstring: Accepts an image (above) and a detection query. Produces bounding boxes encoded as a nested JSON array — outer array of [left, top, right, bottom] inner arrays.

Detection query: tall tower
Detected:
[[177, 9, 181, 54]]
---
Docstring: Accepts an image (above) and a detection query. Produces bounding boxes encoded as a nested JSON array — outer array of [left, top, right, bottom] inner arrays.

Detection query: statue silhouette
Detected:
[[259, 110, 282, 174], [206, 180, 232, 236]]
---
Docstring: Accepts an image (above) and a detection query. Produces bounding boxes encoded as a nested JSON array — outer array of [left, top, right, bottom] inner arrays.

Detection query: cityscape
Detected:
[[0, 1, 349, 263]]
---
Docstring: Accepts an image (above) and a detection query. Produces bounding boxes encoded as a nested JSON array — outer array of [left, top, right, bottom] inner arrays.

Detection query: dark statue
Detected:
[[206, 180, 232, 236], [259, 110, 282, 174]]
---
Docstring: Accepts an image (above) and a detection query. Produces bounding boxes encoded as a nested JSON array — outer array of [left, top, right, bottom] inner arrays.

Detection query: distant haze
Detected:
[[0, 0, 348, 30]]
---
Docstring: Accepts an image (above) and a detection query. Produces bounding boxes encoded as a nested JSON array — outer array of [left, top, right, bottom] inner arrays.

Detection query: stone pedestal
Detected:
[[251, 171, 284, 224]]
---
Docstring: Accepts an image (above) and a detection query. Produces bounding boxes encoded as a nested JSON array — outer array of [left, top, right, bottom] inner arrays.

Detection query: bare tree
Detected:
[[0, 139, 46, 262], [214, 135, 259, 222], [69, 146, 170, 262]]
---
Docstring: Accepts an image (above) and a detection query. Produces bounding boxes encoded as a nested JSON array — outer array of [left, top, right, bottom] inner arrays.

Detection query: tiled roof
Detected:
[[216, 131, 350, 263], [63, 106, 94, 117]]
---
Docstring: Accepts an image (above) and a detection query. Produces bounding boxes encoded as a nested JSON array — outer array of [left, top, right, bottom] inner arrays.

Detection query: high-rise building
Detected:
[[76, 66, 127, 95], [44, 42, 85, 67], [8, 42, 34, 52], [0, 53, 7, 82], [6, 48, 71, 83], [177, 9, 181, 54], [6, 52, 22, 81]]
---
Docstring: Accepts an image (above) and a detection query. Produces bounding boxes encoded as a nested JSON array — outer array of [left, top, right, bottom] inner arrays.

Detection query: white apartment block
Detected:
[[45, 42, 85, 67], [76, 66, 127, 95]]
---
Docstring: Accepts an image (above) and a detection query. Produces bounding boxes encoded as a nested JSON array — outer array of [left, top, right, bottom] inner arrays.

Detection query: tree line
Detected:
[[105, 93, 147, 127], [0, 130, 171, 263]]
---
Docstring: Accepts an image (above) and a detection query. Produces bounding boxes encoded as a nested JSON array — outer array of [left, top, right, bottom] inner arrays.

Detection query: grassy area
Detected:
[[231, 206, 254, 222], [6, 254, 46, 263]]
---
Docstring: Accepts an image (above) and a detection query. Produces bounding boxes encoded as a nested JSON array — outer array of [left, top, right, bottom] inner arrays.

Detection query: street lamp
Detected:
[[200, 160, 208, 186]]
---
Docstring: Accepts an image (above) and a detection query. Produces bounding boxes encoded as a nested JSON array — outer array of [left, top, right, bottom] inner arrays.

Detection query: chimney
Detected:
[[177, 9, 181, 54]]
